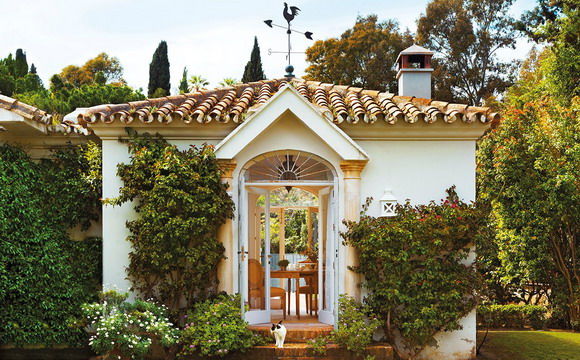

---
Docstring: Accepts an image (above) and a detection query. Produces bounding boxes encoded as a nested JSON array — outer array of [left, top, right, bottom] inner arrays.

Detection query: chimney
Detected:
[[396, 44, 434, 99]]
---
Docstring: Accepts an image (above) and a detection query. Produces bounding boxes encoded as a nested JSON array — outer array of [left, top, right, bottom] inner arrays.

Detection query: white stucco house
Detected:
[[0, 45, 497, 359]]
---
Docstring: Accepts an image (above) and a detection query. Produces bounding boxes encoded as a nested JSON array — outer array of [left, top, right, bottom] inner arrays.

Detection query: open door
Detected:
[[318, 186, 336, 325], [240, 183, 271, 325]]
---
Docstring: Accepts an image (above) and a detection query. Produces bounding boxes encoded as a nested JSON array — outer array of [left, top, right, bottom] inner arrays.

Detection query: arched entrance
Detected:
[[239, 150, 338, 325]]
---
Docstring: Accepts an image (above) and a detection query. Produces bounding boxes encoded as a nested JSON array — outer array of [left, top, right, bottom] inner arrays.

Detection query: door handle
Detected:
[[238, 246, 248, 261]]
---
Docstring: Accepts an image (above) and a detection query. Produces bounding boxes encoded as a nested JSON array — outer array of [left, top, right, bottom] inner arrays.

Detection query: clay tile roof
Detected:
[[76, 78, 499, 127], [0, 94, 52, 124]]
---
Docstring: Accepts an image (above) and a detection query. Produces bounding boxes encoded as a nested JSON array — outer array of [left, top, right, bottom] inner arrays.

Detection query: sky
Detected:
[[1, 0, 538, 94]]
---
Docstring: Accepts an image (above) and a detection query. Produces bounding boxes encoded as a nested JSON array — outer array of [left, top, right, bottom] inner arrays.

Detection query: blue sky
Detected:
[[1, 0, 537, 94]]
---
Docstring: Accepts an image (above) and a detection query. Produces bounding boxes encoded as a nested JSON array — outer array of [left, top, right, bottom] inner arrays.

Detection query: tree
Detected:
[[517, 0, 579, 101], [14, 49, 28, 78], [29, 63, 37, 74], [304, 15, 413, 92], [148, 41, 170, 97], [218, 78, 238, 87], [416, 0, 518, 105], [59, 53, 124, 87], [241, 36, 266, 83], [178, 67, 188, 94], [188, 75, 209, 92], [478, 1, 580, 325], [83, 52, 123, 83]]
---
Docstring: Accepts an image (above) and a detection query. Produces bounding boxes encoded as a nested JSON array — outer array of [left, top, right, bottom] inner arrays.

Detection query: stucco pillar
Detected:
[[217, 159, 237, 293], [340, 159, 368, 301]]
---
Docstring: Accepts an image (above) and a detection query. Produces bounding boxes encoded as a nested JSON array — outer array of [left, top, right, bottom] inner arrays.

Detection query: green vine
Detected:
[[0, 141, 102, 346], [342, 187, 483, 360], [107, 129, 234, 313]]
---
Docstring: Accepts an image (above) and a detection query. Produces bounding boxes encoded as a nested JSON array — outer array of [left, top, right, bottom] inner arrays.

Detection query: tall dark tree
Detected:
[[179, 67, 188, 94], [148, 41, 170, 97], [14, 49, 28, 78], [241, 37, 266, 83], [416, 0, 518, 105]]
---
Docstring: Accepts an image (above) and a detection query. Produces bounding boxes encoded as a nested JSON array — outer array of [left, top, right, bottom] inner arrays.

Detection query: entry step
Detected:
[[248, 322, 334, 343]]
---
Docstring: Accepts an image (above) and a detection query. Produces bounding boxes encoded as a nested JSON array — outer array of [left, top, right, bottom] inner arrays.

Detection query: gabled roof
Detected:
[[74, 78, 499, 128], [214, 84, 369, 161]]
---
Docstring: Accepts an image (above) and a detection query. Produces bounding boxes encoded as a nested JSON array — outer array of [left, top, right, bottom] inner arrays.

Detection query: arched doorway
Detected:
[[239, 150, 338, 325]]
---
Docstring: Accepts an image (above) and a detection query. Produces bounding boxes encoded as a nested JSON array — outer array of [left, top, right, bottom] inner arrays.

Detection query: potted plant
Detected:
[[277, 259, 290, 271]]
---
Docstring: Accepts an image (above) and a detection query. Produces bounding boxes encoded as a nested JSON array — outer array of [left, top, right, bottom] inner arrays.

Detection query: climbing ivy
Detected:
[[0, 142, 102, 346], [342, 187, 483, 360], [108, 129, 234, 313]]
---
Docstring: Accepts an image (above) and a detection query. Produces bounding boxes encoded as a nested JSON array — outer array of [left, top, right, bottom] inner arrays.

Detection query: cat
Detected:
[[270, 320, 287, 348]]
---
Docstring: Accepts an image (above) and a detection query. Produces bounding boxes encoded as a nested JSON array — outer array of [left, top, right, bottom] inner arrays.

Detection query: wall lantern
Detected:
[[380, 189, 398, 217]]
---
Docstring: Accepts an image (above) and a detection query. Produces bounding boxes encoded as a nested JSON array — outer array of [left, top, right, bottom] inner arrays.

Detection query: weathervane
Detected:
[[264, 3, 313, 77]]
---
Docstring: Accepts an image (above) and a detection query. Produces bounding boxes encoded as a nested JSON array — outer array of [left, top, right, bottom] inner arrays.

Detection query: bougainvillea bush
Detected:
[[342, 187, 483, 359], [178, 294, 263, 358], [81, 289, 179, 360]]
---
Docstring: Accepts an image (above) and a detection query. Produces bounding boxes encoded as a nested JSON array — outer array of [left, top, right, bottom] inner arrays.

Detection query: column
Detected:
[[217, 159, 237, 293], [340, 159, 368, 301]]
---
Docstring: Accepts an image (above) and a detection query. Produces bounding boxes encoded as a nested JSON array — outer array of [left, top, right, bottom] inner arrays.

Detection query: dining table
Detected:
[[270, 269, 317, 319]]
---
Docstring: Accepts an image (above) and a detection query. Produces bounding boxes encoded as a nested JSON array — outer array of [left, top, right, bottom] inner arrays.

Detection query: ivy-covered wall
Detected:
[[0, 142, 102, 346]]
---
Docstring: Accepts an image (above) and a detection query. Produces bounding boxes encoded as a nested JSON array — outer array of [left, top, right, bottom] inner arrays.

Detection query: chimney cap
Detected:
[[396, 44, 434, 64]]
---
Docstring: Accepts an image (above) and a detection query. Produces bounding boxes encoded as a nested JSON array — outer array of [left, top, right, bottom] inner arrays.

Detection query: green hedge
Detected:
[[478, 304, 547, 329], [0, 142, 102, 346]]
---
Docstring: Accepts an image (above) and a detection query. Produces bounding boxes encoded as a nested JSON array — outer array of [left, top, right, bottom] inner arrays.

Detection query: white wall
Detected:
[[358, 139, 477, 360], [101, 139, 134, 295], [358, 140, 476, 215]]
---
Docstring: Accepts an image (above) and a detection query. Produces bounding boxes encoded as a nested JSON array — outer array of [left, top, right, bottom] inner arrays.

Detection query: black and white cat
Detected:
[[270, 320, 287, 348]]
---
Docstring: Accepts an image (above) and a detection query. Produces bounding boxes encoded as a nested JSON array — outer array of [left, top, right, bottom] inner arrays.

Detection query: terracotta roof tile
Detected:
[[74, 78, 498, 128], [0, 94, 52, 124]]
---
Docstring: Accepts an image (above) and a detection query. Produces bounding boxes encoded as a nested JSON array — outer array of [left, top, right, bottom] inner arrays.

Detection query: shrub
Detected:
[[477, 304, 547, 329], [333, 295, 380, 358], [571, 320, 580, 332], [81, 289, 179, 360], [307, 295, 380, 358], [342, 187, 483, 359], [306, 335, 329, 355], [0, 142, 102, 346], [178, 294, 263, 358], [107, 130, 235, 312]]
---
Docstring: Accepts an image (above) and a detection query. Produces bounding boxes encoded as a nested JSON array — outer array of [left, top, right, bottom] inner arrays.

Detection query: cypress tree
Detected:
[[30, 63, 37, 74], [241, 37, 266, 83], [148, 41, 170, 97], [14, 49, 28, 78], [179, 67, 188, 94]]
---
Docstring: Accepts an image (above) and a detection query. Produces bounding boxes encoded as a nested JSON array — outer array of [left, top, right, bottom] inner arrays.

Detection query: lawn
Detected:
[[477, 330, 580, 360]]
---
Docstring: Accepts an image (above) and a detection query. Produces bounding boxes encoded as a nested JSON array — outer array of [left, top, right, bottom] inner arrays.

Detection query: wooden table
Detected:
[[270, 269, 317, 319]]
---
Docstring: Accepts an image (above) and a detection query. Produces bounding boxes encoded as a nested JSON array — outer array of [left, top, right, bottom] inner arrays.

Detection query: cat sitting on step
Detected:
[[270, 320, 287, 348]]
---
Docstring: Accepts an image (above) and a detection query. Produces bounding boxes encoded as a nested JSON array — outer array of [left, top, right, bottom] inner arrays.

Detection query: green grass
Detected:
[[477, 330, 580, 360]]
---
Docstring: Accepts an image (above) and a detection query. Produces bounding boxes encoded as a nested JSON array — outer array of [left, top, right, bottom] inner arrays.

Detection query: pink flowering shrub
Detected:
[[342, 186, 483, 359]]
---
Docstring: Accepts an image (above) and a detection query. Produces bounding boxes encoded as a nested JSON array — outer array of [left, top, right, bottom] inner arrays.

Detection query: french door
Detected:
[[318, 185, 337, 325], [240, 183, 271, 325]]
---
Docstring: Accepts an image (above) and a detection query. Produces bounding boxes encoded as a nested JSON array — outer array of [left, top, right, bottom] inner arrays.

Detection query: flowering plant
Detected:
[[178, 294, 264, 358], [342, 186, 483, 359], [81, 289, 179, 360]]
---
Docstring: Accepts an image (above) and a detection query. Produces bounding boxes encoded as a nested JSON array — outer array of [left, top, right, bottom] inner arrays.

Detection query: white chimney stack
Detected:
[[396, 44, 434, 99]]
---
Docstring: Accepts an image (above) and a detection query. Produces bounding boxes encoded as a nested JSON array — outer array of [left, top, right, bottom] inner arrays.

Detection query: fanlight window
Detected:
[[245, 151, 333, 182]]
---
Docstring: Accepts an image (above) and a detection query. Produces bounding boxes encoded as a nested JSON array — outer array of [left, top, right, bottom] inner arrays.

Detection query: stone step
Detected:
[[249, 323, 334, 343], [214, 343, 394, 360]]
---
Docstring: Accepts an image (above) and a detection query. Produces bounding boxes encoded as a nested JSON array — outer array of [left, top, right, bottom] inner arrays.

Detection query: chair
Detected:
[[299, 274, 318, 316], [248, 259, 286, 319]]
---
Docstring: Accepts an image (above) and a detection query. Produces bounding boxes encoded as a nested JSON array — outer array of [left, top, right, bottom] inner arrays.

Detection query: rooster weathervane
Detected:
[[264, 3, 313, 77]]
